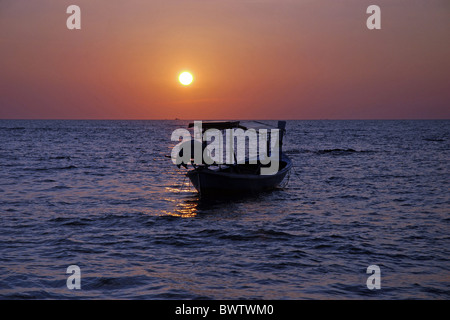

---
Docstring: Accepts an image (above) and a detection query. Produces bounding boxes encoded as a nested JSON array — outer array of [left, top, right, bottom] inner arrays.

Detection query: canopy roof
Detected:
[[188, 121, 240, 130], [188, 120, 281, 131]]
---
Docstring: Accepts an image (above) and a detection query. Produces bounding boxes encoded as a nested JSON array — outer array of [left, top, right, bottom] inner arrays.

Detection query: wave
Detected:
[[0, 127, 26, 130], [24, 165, 77, 171], [423, 137, 446, 142], [50, 156, 72, 160], [286, 148, 374, 155], [316, 148, 358, 154]]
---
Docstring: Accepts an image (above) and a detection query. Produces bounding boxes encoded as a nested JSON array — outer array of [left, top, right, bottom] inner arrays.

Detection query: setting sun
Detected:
[[178, 71, 193, 86]]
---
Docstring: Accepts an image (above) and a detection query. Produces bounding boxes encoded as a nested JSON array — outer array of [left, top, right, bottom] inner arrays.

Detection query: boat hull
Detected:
[[187, 155, 292, 196]]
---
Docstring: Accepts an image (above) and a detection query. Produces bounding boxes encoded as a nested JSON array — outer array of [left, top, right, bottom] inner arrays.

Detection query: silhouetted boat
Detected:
[[173, 120, 292, 197], [187, 152, 292, 196]]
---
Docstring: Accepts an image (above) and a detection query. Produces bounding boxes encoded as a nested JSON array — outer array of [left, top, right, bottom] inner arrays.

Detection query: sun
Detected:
[[178, 71, 193, 86]]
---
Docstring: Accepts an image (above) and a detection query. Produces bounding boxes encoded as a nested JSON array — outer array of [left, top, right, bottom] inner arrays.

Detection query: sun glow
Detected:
[[178, 71, 193, 86]]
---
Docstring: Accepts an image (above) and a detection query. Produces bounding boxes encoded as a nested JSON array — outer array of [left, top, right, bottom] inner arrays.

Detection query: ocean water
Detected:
[[0, 119, 448, 299]]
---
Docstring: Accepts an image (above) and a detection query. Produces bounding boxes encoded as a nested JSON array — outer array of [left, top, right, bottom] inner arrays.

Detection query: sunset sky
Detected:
[[1, 0, 449, 119]]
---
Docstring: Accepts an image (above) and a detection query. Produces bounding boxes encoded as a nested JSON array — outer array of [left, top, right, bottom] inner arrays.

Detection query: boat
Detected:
[[173, 120, 292, 197]]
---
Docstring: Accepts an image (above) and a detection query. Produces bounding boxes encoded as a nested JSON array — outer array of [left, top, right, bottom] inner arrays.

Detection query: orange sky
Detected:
[[0, 0, 449, 119]]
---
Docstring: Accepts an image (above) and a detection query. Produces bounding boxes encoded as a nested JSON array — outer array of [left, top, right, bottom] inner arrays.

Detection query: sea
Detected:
[[0, 120, 448, 299]]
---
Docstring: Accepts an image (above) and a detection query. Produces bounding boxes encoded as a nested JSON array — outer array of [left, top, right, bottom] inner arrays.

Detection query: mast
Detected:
[[277, 121, 286, 156]]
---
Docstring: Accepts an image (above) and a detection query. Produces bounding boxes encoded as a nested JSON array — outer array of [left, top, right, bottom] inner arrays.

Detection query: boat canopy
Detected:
[[239, 121, 283, 131], [188, 120, 283, 131], [188, 121, 240, 131]]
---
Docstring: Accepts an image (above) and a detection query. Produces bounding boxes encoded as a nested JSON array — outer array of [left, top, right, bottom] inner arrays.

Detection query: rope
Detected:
[[279, 156, 303, 189], [290, 158, 304, 185], [178, 174, 188, 193], [280, 167, 291, 188]]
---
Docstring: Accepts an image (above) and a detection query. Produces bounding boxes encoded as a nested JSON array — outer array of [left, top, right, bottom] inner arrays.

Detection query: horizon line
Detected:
[[0, 118, 449, 121]]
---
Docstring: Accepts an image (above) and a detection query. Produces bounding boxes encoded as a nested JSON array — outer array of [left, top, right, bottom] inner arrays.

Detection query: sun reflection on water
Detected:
[[162, 196, 200, 218]]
